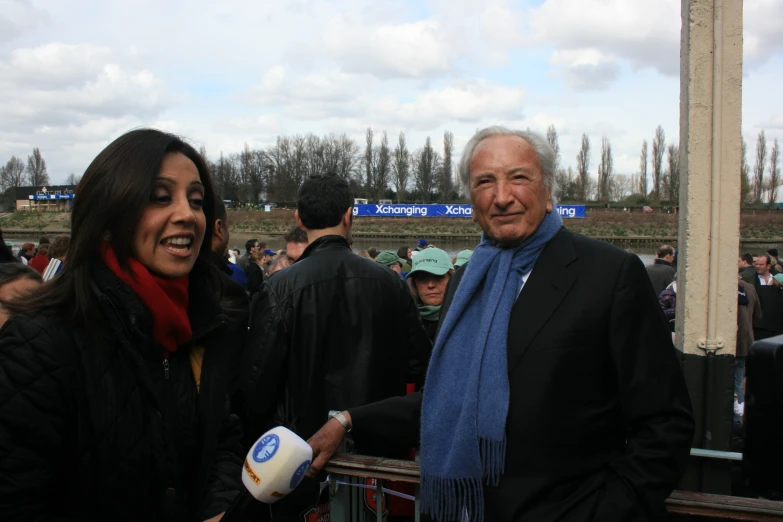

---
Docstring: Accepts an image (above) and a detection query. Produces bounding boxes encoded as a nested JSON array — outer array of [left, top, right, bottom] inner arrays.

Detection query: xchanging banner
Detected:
[[352, 204, 585, 219]]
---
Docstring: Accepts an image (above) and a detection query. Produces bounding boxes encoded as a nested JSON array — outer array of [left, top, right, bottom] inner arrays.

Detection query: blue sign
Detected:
[[353, 204, 472, 218], [556, 205, 585, 219], [290, 460, 311, 489], [252, 434, 280, 463], [352, 204, 585, 219], [28, 194, 74, 200]]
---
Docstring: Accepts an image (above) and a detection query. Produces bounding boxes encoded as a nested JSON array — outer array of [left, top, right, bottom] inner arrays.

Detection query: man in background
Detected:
[[283, 226, 309, 263], [739, 253, 757, 284], [242, 174, 431, 521], [646, 244, 676, 296]]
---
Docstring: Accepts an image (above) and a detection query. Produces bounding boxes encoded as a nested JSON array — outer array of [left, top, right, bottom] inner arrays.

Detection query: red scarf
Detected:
[[101, 244, 192, 354]]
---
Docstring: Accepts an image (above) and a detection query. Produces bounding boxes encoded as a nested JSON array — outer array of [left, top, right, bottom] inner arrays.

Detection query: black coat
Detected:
[[242, 235, 431, 444], [350, 228, 694, 522], [645, 258, 676, 297], [245, 261, 265, 299], [0, 259, 244, 521]]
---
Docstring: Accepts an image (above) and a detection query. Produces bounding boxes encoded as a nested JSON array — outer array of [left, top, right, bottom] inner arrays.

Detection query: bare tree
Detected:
[[610, 174, 632, 201], [372, 131, 391, 199], [769, 138, 781, 205], [65, 173, 81, 186], [364, 127, 374, 193], [639, 140, 648, 197], [439, 130, 454, 202], [666, 144, 680, 204], [1, 156, 26, 191], [652, 126, 665, 201], [392, 132, 411, 203], [598, 135, 613, 202], [413, 137, 440, 201], [754, 130, 767, 204], [546, 125, 561, 175], [576, 134, 590, 202], [741, 138, 751, 204], [26, 147, 50, 186]]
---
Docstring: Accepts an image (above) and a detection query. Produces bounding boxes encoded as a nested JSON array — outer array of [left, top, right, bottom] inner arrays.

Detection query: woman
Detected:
[[0, 263, 42, 328], [28, 243, 50, 274], [0, 129, 243, 521], [406, 247, 454, 342]]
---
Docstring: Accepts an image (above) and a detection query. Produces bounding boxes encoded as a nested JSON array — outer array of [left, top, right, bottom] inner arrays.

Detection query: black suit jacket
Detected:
[[350, 228, 694, 522]]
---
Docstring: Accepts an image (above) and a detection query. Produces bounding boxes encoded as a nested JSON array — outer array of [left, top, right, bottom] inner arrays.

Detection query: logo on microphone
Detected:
[[290, 460, 311, 489], [252, 434, 280, 463]]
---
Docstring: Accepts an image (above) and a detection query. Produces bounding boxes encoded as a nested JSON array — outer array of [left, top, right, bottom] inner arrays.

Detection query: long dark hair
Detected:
[[5, 129, 217, 324]]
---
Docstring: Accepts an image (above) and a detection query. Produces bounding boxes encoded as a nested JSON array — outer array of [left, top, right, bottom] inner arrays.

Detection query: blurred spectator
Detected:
[[417, 238, 429, 248], [0, 264, 42, 328], [28, 244, 49, 275], [19, 243, 35, 265], [397, 246, 412, 273], [367, 246, 380, 259], [356, 250, 371, 259], [738, 253, 756, 284], [0, 231, 18, 264], [238, 239, 259, 271], [375, 251, 405, 275], [454, 249, 474, 269], [737, 280, 761, 405], [42, 236, 70, 282], [283, 226, 308, 263], [646, 245, 676, 296], [267, 255, 291, 278]]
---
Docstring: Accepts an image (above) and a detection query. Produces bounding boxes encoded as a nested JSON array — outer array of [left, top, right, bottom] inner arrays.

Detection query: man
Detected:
[[308, 127, 694, 522], [283, 225, 308, 263], [242, 174, 431, 520], [245, 242, 266, 300], [737, 279, 761, 406], [646, 244, 676, 297], [767, 248, 781, 274], [238, 239, 261, 272], [752, 254, 783, 341], [18, 243, 35, 265], [739, 253, 756, 284], [375, 250, 405, 274], [207, 193, 250, 411]]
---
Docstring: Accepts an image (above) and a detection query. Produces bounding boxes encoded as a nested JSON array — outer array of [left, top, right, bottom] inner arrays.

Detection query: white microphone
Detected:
[[222, 426, 313, 521]]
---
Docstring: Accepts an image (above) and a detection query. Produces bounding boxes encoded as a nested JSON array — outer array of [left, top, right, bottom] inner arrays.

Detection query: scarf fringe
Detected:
[[479, 436, 506, 486], [421, 474, 484, 522]]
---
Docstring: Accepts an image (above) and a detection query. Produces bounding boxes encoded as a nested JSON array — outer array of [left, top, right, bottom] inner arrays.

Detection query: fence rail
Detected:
[[324, 454, 783, 521]]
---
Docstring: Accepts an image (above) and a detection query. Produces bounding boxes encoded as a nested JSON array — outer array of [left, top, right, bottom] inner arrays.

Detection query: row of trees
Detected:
[[548, 124, 680, 205], [207, 129, 459, 204], [5, 126, 779, 207], [744, 130, 781, 205]]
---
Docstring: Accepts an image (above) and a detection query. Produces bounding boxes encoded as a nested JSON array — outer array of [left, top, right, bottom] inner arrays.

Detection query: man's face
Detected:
[[250, 242, 263, 260], [754, 257, 770, 275], [286, 241, 307, 263], [469, 135, 552, 247], [738, 257, 744, 269]]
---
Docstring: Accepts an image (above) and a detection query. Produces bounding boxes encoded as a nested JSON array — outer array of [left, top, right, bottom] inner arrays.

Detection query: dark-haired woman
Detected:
[[0, 129, 243, 521]]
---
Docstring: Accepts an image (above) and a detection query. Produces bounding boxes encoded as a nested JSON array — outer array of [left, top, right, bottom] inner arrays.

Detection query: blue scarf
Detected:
[[420, 210, 563, 522]]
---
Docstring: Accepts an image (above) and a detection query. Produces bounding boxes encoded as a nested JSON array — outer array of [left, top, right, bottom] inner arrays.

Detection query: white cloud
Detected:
[[744, 0, 783, 68], [319, 18, 456, 78], [0, 0, 47, 43], [549, 48, 621, 90]]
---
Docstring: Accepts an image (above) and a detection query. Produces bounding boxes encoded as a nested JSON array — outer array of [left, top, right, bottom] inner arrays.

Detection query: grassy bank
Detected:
[[3, 209, 782, 240]]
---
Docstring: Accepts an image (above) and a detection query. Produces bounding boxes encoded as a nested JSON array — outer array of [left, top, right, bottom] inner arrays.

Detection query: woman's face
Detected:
[[132, 152, 206, 278], [414, 272, 451, 306]]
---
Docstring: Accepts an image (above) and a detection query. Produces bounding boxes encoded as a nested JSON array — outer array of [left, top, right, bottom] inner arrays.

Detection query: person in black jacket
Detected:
[[242, 173, 432, 520], [307, 128, 693, 522], [645, 244, 676, 297], [0, 129, 243, 522]]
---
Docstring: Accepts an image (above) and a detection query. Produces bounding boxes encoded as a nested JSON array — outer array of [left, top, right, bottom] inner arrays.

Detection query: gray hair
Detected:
[[458, 126, 558, 207]]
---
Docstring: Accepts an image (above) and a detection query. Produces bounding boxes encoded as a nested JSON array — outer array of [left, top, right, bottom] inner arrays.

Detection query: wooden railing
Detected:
[[324, 454, 783, 521]]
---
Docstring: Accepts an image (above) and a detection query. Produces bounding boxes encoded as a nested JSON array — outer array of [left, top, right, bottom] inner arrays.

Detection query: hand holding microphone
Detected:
[[221, 426, 313, 522]]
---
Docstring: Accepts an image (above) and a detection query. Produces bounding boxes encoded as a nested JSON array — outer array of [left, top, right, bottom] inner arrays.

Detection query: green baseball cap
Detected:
[[408, 248, 453, 277], [375, 251, 405, 267], [454, 249, 473, 268]]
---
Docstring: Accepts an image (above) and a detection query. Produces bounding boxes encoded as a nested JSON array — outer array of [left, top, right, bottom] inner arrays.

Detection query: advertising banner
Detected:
[[352, 204, 585, 219]]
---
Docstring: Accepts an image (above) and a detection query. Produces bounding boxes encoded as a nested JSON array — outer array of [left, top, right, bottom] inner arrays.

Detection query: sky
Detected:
[[1, 0, 782, 185]]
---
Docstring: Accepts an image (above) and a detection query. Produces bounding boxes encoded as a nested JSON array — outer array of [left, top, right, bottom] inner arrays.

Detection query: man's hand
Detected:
[[203, 513, 224, 522], [306, 411, 351, 478]]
